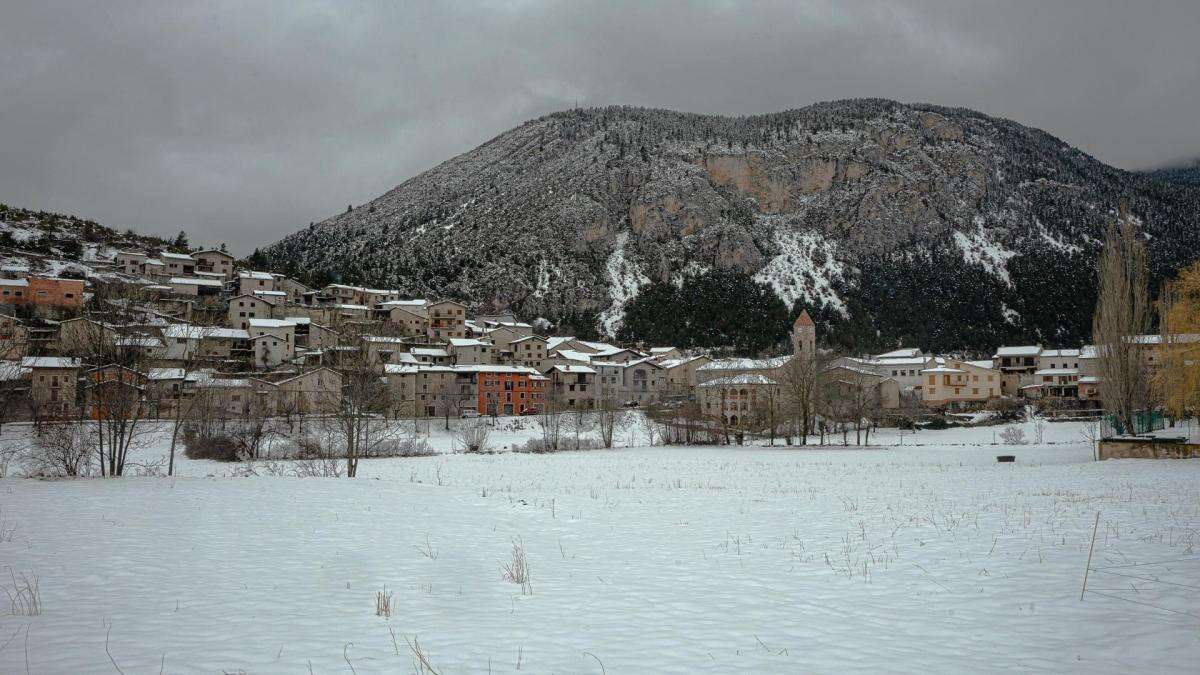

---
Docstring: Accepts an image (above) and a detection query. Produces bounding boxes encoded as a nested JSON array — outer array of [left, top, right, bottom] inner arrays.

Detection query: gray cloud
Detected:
[[2, 1, 1197, 253]]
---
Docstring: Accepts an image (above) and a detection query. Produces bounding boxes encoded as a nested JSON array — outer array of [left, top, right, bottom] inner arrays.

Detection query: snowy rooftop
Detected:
[[921, 366, 964, 374], [115, 336, 163, 348], [362, 335, 407, 344], [510, 335, 547, 344], [162, 324, 249, 340], [552, 349, 593, 363], [656, 355, 707, 370], [169, 276, 223, 287], [549, 364, 596, 374], [993, 345, 1042, 357], [239, 271, 274, 280], [248, 318, 296, 329], [1040, 348, 1081, 358], [21, 356, 80, 369], [698, 355, 792, 371], [160, 252, 194, 261], [872, 356, 932, 366], [449, 338, 491, 348], [699, 374, 779, 386], [411, 347, 449, 357], [875, 347, 924, 359]]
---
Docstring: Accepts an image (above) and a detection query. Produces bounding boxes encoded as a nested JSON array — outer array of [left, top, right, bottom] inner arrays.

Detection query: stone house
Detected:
[[448, 338, 493, 365], [23, 356, 81, 418], [192, 249, 236, 279], [545, 364, 596, 410], [921, 359, 1001, 408], [228, 294, 277, 331], [429, 300, 468, 340]]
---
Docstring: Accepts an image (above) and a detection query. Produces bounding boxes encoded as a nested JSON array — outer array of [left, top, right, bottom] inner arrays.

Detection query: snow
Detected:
[[1, 420, 1198, 673], [753, 227, 846, 315], [995, 345, 1042, 357], [698, 373, 777, 386], [699, 355, 792, 371], [20, 356, 80, 368], [598, 231, 650, 336], [954, 219, 1018, 285]]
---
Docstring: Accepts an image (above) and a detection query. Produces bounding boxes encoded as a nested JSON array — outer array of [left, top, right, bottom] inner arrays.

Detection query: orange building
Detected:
[[472, 365, 546, 416], [0, 276, 85, 309], [85, 364, 148, 420]]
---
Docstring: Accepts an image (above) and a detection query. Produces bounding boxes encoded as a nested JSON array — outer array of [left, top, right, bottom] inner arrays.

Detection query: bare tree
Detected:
[[323, 354, 397, 477], [1092, 202, 1151, 435], [537, 388, 565, 451], [229, 393, 280, 460], [777, 351, 828, 445], [594, 397, 628, 448], [76, 283, 159, 476], [160, 323, 224, 476]]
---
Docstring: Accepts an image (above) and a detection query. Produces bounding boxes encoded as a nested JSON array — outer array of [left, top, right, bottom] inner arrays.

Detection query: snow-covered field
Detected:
[[1, 419, 1198, 673]]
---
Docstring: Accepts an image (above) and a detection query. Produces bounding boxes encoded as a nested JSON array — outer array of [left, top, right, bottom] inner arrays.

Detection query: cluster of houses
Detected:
[[0, 247, 719, 422], [0, 245, 1188, 431]]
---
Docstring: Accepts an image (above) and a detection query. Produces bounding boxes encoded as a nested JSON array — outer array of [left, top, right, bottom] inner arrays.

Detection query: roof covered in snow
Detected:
[[699, 374, 779, 386], [993, 345, 1042, 357], [698, 355, 791, 371]]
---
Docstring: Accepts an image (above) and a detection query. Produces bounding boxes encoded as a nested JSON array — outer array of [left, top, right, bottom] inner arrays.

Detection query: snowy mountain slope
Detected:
[[261, 100, 1200, 349], [0, 203, 169, 280]]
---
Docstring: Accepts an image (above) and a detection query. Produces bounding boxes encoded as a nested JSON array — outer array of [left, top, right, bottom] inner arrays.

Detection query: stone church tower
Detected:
[[792, 310, 816, 355]]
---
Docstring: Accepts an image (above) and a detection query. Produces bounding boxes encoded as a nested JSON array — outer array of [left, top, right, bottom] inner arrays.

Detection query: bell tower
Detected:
[[792, 310, 816, 355]]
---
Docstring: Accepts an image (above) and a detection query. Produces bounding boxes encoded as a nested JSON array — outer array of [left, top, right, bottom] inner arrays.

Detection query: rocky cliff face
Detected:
[[262, 99, 1200, 350]]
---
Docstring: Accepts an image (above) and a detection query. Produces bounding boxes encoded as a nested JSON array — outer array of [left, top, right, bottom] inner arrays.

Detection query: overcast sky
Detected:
[[2, 1, 1197, 253]]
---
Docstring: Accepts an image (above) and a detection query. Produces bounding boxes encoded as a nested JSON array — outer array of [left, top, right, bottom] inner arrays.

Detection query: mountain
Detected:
[[1141, 158, 1200, 187], [0, 203, 178, 280], [261, 99, 1200, 353]]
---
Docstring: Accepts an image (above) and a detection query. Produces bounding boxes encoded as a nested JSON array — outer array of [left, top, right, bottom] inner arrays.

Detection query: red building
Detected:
[[0, 276, 85, 309], [470, 365, 547, 416]]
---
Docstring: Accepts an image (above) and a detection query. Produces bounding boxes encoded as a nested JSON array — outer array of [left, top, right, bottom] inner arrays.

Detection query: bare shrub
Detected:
[[514, 437, 603, 454], [4, 568, 41, 616], [367, 436, 435, 458], [501, 538, 532, 595], [454, 419, 491, 454], [999, 426, 1027, 445], [30, 421, 92, 477], [415, 534, 438, 560], [375, 589, 393, 618], [182, 431, 242, 462], [0, 441, 23, 478]]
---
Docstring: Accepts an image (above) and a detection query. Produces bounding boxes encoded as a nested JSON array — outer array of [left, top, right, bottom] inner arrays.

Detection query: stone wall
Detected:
[[1098, 439, 1200, 460]]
